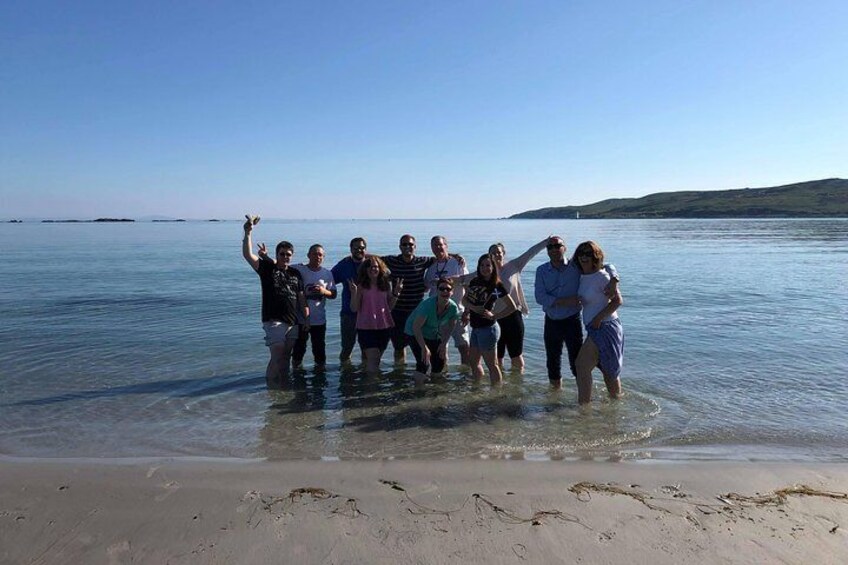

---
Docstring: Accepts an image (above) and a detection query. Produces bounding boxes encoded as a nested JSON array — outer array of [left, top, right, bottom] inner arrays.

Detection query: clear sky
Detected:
[[2, 0, 847, 219]]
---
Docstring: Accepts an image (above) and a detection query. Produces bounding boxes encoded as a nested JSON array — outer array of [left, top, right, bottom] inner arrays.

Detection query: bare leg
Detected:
[[365, 348, 383, 374], [266, 341, 294, 389], [456, 342, 470, 366], [511, 354, 525, 373], [575, 337, 599, 405], [482, 349, 503, 385], [468, 347, 484, 380], [604, 374, 622, 399], [393, 350, 406, 364]]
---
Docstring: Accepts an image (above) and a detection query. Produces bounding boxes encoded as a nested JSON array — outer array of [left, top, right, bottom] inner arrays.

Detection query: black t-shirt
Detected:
[[465, 276, 508, 328], [257, 258, 303, 324]]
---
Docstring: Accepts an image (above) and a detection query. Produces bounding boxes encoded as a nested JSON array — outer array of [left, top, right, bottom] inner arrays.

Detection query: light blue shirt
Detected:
[[534, 260, 619, 320]]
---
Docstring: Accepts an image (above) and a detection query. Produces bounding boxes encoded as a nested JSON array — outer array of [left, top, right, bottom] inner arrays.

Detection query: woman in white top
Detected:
[[573, 241, 624, 405], [486, 238, 549, 371]]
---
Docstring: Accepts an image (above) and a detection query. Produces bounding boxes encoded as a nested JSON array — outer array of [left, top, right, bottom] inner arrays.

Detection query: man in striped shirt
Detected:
[[382, 234, 433, 364]]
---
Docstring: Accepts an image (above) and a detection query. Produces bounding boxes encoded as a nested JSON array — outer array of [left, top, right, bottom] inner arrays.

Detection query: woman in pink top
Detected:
[[350, 256, 401, 373]]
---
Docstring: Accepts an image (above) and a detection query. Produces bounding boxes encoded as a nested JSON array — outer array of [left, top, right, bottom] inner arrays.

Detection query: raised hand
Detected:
[[243, 214, 260, 232], [394, 277, 405, 294], [257, 242, 268, 258]]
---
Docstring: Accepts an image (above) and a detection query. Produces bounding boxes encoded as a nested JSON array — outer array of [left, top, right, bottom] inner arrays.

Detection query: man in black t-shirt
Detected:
[[243, 216, 308, 389]]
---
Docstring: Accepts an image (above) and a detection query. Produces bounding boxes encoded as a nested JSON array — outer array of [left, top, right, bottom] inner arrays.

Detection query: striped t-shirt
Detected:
[[381, 255, 434, 313]]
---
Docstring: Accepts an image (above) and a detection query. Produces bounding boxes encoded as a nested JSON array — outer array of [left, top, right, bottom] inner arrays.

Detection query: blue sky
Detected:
[[2, 0, 846, 219]]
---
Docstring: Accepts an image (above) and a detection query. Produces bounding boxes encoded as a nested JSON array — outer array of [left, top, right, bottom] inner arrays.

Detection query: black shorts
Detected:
[[390, 310, 412, 349], [497, 310, 525, 359], [407, 335, 446, 374], [357, 328, 392, 351]]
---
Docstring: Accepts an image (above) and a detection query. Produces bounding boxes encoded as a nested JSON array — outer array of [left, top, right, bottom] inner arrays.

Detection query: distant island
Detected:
[[41, 218, 135, 223], [510, 178, 848, 219]]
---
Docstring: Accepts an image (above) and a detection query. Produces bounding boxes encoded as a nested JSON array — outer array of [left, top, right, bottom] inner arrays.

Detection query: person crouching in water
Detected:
[[462, 255, 516, 385], [405, 278, 462, 385], [574, 241, 624, 405], [349, 256, 400, 374]]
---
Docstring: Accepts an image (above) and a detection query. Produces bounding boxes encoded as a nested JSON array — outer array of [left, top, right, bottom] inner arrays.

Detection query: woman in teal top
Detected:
[[404, 278, 461, 383]]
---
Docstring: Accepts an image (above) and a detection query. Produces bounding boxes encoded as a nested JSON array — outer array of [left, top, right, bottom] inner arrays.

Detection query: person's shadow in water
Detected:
[[6, 372, 267, 407]]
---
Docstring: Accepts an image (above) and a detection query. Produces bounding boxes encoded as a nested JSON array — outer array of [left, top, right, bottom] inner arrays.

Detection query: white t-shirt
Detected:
[[498, 261, 530, 315], [424, 256, 467, 306], [578, 268, 618, 328], [293, 265, 335, 325]]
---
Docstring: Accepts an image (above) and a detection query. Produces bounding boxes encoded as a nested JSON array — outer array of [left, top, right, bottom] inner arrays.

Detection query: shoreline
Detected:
[[3, 440, 847, 465], [2, 458, 846, 564]]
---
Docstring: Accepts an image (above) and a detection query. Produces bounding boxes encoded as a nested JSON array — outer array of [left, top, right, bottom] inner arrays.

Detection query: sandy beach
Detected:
[[1, 458, 846, 564]]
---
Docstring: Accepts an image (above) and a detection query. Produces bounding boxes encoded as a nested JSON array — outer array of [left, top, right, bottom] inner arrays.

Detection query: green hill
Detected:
[[510, 178, 848, 219]]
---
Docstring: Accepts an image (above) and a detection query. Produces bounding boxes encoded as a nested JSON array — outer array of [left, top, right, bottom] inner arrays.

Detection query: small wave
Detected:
[[54, 294, 195, 309]]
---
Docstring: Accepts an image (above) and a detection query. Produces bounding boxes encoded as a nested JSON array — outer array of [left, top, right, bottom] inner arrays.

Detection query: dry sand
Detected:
[[1, 458, 847, 564]]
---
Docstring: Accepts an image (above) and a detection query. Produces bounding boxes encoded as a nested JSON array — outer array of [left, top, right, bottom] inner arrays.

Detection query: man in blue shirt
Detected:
[[534, 236, 618, 388], [331, 237, 367, 364]]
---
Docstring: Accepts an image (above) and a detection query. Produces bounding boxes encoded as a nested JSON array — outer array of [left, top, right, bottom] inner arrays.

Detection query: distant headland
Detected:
[[510, 178, 848, 219]]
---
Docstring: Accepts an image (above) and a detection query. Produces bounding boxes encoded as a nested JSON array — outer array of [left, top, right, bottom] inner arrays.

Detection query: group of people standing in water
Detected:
[[242, 215, 624, 405]]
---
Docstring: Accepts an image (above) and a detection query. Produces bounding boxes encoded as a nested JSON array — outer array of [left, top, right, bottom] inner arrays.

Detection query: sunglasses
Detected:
[[400, 242, 415, 248], [438, 286, 452, 292], [546, 243, 564, 249]]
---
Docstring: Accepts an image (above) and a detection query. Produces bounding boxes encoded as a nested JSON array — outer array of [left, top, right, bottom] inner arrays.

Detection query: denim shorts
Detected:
[[470, 324, 500, 351], [263, 321, 298, 347]]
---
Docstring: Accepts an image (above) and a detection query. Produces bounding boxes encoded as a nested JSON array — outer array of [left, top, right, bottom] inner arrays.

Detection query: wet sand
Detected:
[[1, 458, 847, 564]]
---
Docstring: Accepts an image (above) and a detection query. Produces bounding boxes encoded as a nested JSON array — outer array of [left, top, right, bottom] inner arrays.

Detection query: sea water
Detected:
[[0, 219, 845, 461]]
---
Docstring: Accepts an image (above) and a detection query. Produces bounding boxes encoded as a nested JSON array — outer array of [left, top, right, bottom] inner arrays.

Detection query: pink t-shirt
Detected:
[[356, 287, 395, 330]]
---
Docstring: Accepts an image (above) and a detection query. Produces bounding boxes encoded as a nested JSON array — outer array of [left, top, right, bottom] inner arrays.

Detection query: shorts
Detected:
[[469, 324, 500, 351], [357, 328, 392, 351], [407, 334, 447, 374], [390, 310, 412, 350], [497, 310, 524, 359], [263, 321, 298, 347]]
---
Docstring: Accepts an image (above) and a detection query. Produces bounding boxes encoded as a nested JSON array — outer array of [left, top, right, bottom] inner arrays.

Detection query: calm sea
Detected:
[[0, 219, 845, 461]]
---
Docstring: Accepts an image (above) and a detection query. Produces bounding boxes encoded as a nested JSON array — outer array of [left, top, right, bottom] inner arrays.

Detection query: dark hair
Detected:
[[572, 240, 604, 273], [356, 255, 391, 291], [488, 242, 505, 256], [350, 237, 367, 249], [475, 254, 500, 288], [275, 241, 294, 255], [399, 234, 416, 245], [308, 244, 324, 254], [431, 235, 446, 246], [436, 277, 453, 291]]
